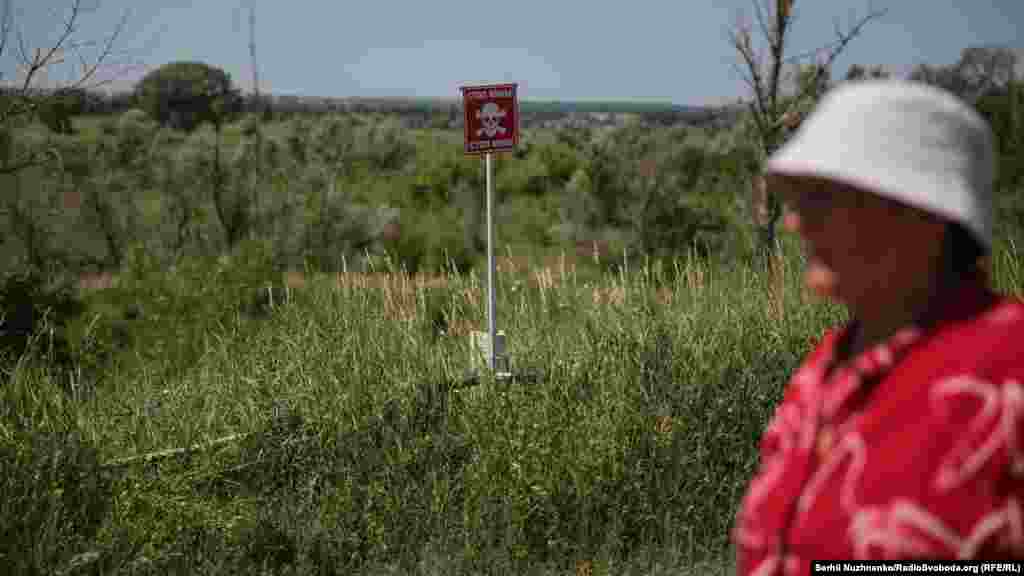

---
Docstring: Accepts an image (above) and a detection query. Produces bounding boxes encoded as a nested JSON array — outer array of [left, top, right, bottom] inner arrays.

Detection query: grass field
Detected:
[[3, 231, 1021, 575], [1, 105, 1022, 573]]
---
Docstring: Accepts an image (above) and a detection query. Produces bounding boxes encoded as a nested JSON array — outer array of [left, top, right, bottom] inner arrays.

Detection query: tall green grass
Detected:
[[1, 235, 1020, 575]]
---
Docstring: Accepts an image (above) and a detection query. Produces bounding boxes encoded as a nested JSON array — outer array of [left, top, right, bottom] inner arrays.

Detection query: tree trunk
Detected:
[[757, 199, 778, 270], [753, 135, 784, 273]]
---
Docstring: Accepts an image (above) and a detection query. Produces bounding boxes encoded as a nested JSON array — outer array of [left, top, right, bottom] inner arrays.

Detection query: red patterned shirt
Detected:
[[734, 273, 1024, 575]]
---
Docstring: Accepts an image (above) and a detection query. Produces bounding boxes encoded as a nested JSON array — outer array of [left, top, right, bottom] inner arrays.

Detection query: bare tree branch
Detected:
[[729, 26, 768, 121], [730, 61, 758, 95], [729, 0, 797, 143], [70, 41, 92, 79], [0, 0, 12, 65], [1, 0, 133, 178], [782, 39, 843, 66], [792, 8, 886, 105], [752, 0, 775, 53], [746, 99, 767, 142], [16, 26, 30, 72], [21, 0, 83, 91], [727, 0, 886, 267], [5, 0, 131, 96], [70, 8, 128, 91], [765, 0, 793, 125]]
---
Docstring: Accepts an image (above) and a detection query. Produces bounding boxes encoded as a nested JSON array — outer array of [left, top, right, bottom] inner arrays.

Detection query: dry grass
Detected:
[[76, 272, 118, 293], [766, 249, 788, 325]]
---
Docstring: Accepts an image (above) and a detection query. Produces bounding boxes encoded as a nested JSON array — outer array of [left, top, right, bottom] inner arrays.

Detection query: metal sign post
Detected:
[[485, 151, 496, 370], [460, 83, 518, 377]]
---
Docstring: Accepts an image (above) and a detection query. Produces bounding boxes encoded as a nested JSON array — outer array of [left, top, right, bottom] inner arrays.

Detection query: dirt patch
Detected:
[[77, 272, 118, 293]]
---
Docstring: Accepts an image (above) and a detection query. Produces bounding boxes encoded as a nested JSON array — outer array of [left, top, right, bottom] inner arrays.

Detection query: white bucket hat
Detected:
[[764, 79, 996, 250]]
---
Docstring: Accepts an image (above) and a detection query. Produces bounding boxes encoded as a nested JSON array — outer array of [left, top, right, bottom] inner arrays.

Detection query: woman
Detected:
[[733, 79, 1024, 574]]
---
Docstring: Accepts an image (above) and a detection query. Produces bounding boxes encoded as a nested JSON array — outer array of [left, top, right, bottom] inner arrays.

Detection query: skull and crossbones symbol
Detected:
[[476, 102, 507, 138]]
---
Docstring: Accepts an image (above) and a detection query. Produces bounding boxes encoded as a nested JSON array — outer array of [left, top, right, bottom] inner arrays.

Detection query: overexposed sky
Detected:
[[2, 1, 1022, 106]]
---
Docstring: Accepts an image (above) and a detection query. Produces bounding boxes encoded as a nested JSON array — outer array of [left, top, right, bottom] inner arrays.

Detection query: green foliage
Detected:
[[1, 164, 64, 273], [109, 239, 281, 375], [6, 78, 1021, 280], [134, 61, 242, 132], [548, 125, 733, 261], [0, 271, 85, 374], [354, 116, 415, 173], [497, 149, 551, 198], [844, 63, 890, 82], [518, 99, 680, 115], [78, 137, 144, 268], [0, 427, 112, 575], [975, 82, 1024, 194], [411, 140, 483, 208], [309, 114, 356, 169], [284, 117, 312, 164], [536, 139, 580, 185], [5, 103, 787, 279], [35, 88, 88, 135], [909, 46, 1018, 103], [554, 167, 601, 244], [157, 128, 219, 258], [908, 45, 1023, 244], [0, 238, 884, 573], [382, 206, 475, 275], [1, 38, 1021, 575], [0, 197, 1019, 572]]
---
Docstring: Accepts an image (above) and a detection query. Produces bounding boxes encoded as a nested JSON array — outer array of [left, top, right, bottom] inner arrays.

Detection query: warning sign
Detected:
[[460, 83, 519, 155]]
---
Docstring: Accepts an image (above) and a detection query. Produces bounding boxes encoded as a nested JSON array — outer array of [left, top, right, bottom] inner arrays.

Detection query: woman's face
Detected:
[[774, 176, 948, 317]]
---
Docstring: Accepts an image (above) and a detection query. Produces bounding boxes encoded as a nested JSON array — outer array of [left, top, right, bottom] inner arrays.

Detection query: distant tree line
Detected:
[[3, 82, 722, 135]]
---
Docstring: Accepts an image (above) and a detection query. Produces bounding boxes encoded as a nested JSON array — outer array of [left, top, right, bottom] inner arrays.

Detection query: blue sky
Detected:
[[3, 1, 1022, 106]]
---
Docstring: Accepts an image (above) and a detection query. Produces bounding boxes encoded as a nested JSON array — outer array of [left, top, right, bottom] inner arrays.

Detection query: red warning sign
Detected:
[[460, 83, 519, 155]]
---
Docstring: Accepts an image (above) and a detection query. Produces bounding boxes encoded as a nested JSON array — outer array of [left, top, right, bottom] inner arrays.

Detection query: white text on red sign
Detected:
[[464, 88, 514, 100]]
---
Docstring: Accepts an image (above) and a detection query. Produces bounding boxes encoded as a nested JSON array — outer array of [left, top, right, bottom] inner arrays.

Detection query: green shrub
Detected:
[[133, 61, 242, 132], [0, 271, 85, 376], [383, 207, 476, 275], [35, 88, 87, 135], [536, 139, 581, 185], [0, 426, 112, 575]]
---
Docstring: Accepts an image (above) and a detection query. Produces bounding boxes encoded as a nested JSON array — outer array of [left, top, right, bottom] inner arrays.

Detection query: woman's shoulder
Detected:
[[979, 292, 1024, 328], [964, 293, 1024, 342], [926, 293, 1024, 373], [777, 328, 844, 402], [978, 293, 1024, 359]]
